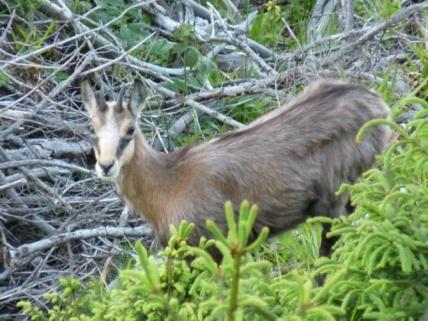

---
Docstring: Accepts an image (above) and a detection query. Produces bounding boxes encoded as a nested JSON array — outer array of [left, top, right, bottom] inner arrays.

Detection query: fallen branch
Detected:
[[353, 2, 428, 46], [324, 2, 428, 67], [3, 139, 93, 160], [0, 170, 56, 235], [341, 0, 355, 32], [184, 98, 244, 128], [182, 0, 273, 58], [11, 225, 152, 264], [0, 168, 69, 192], [307, 0, 338, 42], [144, 78, 244, 128], [0, 159, 92, 174], [31, 0, 187, 77]]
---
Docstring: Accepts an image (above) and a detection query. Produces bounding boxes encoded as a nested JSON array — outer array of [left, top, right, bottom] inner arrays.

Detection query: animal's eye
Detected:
[[126, 126, 135, 136], [90, 134, 98, 144], [88, 127, 97, 140]]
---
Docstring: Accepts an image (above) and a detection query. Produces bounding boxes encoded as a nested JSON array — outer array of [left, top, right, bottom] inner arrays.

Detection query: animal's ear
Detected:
[[80, 79, 97, 115], [128, 80, 147, 116]]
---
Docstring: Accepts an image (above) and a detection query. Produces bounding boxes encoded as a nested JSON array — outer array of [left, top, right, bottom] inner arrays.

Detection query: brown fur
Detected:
[[83, 80, 392, 254]]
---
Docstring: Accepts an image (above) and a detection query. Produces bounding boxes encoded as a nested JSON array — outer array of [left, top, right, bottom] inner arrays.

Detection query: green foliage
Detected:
[[172, 45, 199, 69], [17, 202, 339, 321], [18, 97, 428, 320], [250, 0, 315, 47], [173, 113, 222, 146], [356, 0, 401, 20], [260, 222, 323, 273], [250, 1, 284, 46], [173, 96, 276, 147], [0, 71, 9, 86], [4, 0, 38, 22], [402, 44, 428, 98], [6, 4, 56, 55], [226, 96, 276, 124], [328, 106, 428, 319]]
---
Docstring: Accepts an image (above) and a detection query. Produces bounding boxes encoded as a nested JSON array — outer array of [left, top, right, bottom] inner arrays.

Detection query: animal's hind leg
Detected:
[[309, 193, 348, 258], [345, 199, 355, 214], [319, 223, 338, 257]]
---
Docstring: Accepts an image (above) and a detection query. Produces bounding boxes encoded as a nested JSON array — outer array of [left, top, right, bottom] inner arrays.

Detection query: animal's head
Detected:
[[80, 79, 146, 180]]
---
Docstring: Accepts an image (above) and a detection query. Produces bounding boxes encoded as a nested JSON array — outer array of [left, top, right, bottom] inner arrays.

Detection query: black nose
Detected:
[[99, 162, 114, 174]]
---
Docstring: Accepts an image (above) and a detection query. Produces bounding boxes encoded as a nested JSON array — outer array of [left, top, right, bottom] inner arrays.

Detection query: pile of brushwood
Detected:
[[0, 0, 427, 319], [18, 98, 428, 320]]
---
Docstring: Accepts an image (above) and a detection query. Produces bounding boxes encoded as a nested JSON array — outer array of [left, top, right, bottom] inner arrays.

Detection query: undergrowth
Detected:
[[18, 98, 428, 320]]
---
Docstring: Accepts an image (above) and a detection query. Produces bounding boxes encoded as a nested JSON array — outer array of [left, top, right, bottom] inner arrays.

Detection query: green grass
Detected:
[[355, 0, 401, 20]]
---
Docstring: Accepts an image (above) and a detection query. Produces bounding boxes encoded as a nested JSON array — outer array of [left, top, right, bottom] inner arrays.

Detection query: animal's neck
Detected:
[[116, 130, 171, 227]]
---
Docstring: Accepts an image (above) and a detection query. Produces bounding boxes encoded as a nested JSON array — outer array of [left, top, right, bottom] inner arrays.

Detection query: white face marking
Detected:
[[93, 102, 135, 181], [82, 81, 146, 182]]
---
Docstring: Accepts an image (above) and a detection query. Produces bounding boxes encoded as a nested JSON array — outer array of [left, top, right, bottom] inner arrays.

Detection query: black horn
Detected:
[[116, 86, 126, 113], [96, 91, 108, 112], [90, 74, 108, 112]]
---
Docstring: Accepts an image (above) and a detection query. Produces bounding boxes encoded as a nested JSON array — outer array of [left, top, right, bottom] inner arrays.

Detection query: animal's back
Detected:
[[161, 80, 392, 244], [205, 81, 390, 155]]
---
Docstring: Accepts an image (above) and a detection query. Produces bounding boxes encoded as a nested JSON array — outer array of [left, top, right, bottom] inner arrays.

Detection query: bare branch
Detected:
[[11, 225, 152, 264]]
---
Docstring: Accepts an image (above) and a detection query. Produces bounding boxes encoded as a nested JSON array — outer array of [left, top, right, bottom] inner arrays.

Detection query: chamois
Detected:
[[80, 79, 392, 255]]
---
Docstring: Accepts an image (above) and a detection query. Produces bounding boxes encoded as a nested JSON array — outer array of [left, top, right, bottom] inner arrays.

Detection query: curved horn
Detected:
[[96, 91, 108, 112], [115, 86, 126, 113], [89, 75, 108, 112]]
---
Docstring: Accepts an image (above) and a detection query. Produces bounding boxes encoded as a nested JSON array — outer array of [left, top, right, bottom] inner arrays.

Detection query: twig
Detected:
[[207, 3, 276, 75], [5, 0, 187, 77], [0, 159, 92, 174], [326, 2, 428, 66], [0, 147, 74, 212], [11, 225, 152, 263], [352, 2, 428, 46], [211, 36, 276, 75], [0, 9, 15, 48], [2, 139, 93, 161], [278, 27, 371, 63], [80, 32, 156, 77], [341, 0, 355, 32], [144, 78, 244, 128], [0, 169, 56, 235], [220, 0, 242, 21], [184, 98, 244, 128], [307, 0, 338, 41], [100, 207, 129, 283], [182, 0, 273, 58], [0, 168, 69, 192]]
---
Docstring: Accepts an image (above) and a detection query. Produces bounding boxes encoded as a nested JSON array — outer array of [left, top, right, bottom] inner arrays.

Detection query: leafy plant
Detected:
[[225, 95, 276, 124], [403, 44, 428, 98], [319, 103, 428, 320], [250, 0, 315, 48], [250, 0, 285, 46], [17, 201, 340, 321], [356, 0, 401, 20]]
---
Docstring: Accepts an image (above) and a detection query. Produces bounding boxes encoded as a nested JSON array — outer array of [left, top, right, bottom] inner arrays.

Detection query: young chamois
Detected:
[[81, 79, 392, 255]]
